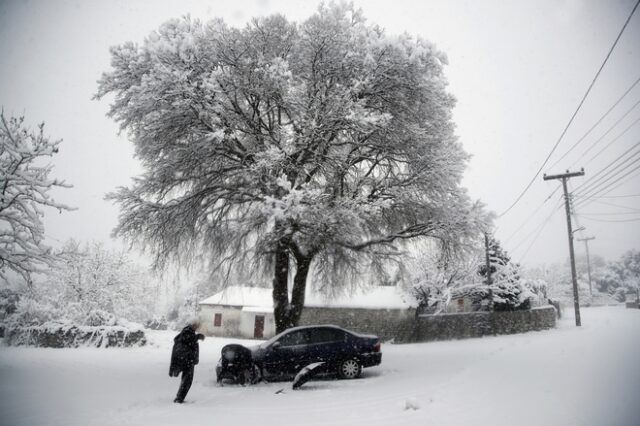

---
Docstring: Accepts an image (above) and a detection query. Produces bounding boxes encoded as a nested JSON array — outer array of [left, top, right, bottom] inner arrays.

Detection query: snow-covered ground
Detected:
[[1, 306, 639, 426]]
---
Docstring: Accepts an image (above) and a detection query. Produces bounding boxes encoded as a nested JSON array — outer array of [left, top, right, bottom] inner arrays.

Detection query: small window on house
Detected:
[[214, 313, 222, 327]]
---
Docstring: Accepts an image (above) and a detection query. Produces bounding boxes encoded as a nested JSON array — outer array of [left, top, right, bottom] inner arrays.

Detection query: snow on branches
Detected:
[[3, 240, 157, 330], [0, 111, 72, 285], [96, 4, 491, 330]]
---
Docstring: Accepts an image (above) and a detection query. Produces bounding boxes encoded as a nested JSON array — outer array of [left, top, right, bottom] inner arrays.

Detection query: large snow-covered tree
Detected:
[[96, 4, 488, 332], [0, 111, 71, 285]]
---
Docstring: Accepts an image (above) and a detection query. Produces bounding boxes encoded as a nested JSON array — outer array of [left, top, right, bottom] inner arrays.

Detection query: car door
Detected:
[[306, 327, 347, 365], [263, 329, 311, 378]]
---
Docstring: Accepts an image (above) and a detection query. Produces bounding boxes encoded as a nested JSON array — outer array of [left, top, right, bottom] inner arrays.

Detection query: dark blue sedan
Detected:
[[249, 325, 382, 380]]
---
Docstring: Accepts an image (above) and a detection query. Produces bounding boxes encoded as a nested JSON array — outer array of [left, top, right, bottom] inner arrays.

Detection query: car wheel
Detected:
[[338, 359, 362, 379]]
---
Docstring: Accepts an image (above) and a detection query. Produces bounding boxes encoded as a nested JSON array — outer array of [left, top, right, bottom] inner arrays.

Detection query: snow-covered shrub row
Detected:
[[0, 241, 161, 343], [4, 321, 146, 348], [144, 317, 168, 330], [3, 298, 148, 348]]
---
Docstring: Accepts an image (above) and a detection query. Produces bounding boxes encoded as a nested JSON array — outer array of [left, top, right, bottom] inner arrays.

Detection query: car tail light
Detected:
[[373, 340, 380, 352]]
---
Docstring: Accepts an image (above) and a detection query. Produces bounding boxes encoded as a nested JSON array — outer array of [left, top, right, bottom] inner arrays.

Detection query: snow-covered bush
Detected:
[[490, 281, 534, 311], [82, 309, 117, 327], [520, 278, 548, 307], [5, 321, 146, 348], [1, 240, 160, 346], [408, 235, 541, 313], [594, 266, 621, 294], [6, 297, 62, 327], [612, 287, 626, 302], [406, 244, 487, 314], [144, 317, 168, 330], [45, 240, 158, 324], [2, 292, 147, 348], [0, 288, 20, 336]]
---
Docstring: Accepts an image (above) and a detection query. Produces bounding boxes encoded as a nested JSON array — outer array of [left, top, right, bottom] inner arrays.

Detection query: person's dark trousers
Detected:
[[175, 366, 194, 402]]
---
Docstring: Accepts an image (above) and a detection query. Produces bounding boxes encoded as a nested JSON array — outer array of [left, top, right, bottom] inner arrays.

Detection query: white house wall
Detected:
[[199, 305, 242, 337], [239, 310, 276, 339]]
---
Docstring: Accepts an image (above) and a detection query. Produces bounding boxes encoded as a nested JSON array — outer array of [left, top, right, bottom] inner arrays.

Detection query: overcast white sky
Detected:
[[1, 0, 639, 269]]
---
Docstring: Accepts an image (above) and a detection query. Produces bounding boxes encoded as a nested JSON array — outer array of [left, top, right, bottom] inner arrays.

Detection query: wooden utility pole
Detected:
[[577, 236, 595, 297], [543, 169, 585, 326]]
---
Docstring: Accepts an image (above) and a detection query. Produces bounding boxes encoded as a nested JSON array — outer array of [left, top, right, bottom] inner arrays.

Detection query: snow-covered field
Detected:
[[1, 306, 639, 426]]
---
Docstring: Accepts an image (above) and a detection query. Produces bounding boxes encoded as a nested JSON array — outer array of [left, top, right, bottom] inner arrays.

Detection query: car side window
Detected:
[[277, 330, 309, 347], [308, 328, 345, 344]]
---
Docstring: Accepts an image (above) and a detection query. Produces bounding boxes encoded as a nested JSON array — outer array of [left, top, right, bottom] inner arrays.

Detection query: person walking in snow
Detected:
[[169, 318, 205, 403]]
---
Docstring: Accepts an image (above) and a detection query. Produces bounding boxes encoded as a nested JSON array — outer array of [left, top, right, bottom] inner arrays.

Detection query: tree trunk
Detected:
[[288, 254, 312, 329], [272, 240, 314, 334], [272, 240, 290, 334]]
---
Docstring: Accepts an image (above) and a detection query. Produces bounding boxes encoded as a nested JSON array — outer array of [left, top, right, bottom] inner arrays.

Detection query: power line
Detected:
[[585, 194, 640, 198], [575, 162, 640, 208], [583, 114, 640, 166], [497, 0, 640, 218], [575, 168, 640, 210], [549, 75, 640, 170], [575, 159, 640, 207], [511, 196, 564, 259], [576, 169, 640, 210], [516, 205, 561, 264], [503, 184, 561, 245], [577, 215, 640, 223], [574, 151, 640, 202], [576, 198, 640, 212], [576, 211, 640, 215], [573, 140, 640, 195]]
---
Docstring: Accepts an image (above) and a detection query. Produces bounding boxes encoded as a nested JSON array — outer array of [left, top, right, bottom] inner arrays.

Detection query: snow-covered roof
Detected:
[[200, 285, 415, 310], [242, 306, 273, 313], [200, 286, 273, 308]]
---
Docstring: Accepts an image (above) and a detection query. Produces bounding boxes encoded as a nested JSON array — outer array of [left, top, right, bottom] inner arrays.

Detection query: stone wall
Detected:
[[299, 305, 557, 343], [411, 306, 557, 343], [299, 307, 415, 341]]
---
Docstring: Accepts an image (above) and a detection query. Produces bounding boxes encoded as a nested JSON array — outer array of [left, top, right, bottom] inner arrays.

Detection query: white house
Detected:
[[199, 286, 275, 339], [199, 285, 416, 339]]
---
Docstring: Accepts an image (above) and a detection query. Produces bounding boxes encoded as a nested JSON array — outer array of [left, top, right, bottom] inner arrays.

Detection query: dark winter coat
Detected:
[[169, 326, 204, 377]]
